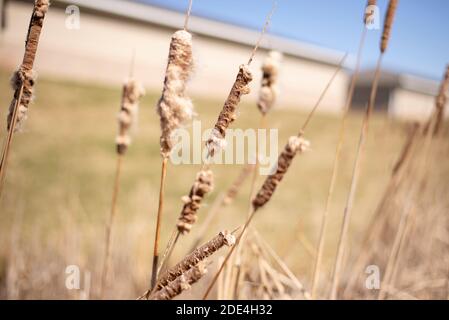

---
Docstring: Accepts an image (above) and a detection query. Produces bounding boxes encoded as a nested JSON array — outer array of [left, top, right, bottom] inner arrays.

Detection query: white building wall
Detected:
[[390, 88, 445, 121], [0, 2, 348, 112]]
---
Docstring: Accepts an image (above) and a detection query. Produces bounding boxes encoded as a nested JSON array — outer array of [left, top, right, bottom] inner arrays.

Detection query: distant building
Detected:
[[0, 0, 348, 113], [353, 70, 445, 121], [1, 0, 444, 120]]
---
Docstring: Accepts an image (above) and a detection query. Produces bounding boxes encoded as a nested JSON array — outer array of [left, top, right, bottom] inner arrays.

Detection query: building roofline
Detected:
[[356, 69, 439, 96], [44, 0, 347, 67]]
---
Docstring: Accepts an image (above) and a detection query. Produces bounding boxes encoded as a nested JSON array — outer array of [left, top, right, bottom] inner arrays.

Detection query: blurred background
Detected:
[[0, 0, 447, 299]]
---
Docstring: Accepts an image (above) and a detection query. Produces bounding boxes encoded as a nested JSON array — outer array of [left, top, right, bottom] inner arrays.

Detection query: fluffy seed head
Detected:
[[257, 51, 282, 115], [116, 79, 145, 154], [157, 30, 194, 158]]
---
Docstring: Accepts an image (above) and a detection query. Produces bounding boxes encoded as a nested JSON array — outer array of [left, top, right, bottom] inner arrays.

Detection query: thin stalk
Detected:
[[100, 153, 124, 298], [310, 28, 367, 299], [0, 85, 24, 198], [183, 0, 194, 31], [150, 157, 169, 289], [329, 54, 384, 300]]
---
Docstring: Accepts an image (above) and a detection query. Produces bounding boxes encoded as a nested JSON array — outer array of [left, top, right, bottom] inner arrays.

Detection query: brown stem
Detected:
[[100, 153, 124, 298], [0, 85, 24, 198], [310, 28, 367, 299], [150, 157, 169, 289], [329, 54, 384, 300], [183, 0, 194, 31]]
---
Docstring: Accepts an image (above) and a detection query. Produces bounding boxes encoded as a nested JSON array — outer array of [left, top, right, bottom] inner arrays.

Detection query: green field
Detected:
[[0, 68, 408, 299]]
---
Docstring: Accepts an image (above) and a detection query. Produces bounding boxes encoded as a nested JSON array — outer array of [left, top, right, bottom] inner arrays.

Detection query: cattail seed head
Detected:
[[177, 169, 214, 234], [364, 0, 378, 24], [148, 261, 208, 300], [22, 0, 49, 72], [380, 0, 398, 53], [257, 51, 282, 115], [252, 136, 310, 210], [206, 64, 253, 156], [155, 230, 235, 291], [157, 30, 194, 158], [6, 0, 49, 131], [116, 79, 145, 155], [7, 69, 36, 132]]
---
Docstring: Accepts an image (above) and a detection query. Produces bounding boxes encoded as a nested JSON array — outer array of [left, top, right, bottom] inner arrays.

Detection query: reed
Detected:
[[148, 261, 208, 300], [0, 0, 49, 196], [329, 0, 398, 300], [141, 230, 235, 299], [202, 53, 348, 299], [431, 65, 449, 135], [310, 0, 373, 299], [151, 0, 195, 289], [156, 4, 276, 280], [100, 78, 145, 298]]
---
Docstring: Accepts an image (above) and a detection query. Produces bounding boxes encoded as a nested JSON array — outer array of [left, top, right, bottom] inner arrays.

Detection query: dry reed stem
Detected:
[[380, 0, 398, 53], [311, 24, 368, 299], [156, 30, 194, 157], [378, 202, 414, 300], [342, 123, 420, 297], [100, 154, 123, 298], [148, 261, 208, 300], [330, 57, 385, 300], [150, 157, 168, 288], [432, 65, 449, 135], [257, 51, 282, 115], [154, 231, 235, 293], [177, 169, 214, 234], [152, 26, 194, 287], [100, 77, 144, 297], [0, 0, 49, 194], [7, 0, 49, 131], [206, 65, 253, 156], [183, 0, 194, 31], [330, 1, 398, 298]]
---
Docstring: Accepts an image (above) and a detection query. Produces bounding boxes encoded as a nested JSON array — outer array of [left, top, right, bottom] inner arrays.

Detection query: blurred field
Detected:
[[0, 67, 411, 299]]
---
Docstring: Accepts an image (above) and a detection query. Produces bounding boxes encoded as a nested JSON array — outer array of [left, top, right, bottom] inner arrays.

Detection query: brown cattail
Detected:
[[148, 261, 208, 300], [155, 230, 235, 290], [206, 65, 253, 156], [257, 51, 282, 115], [364, 0, 378, 24], [433, 65, 449, 134], [7, 0, 49, 131], [177, 169, 214, 234], [157, 30, 194, 158], [116, 79, 145, 154], [380, 0, 398, 53], [252, 136, 309, 210]]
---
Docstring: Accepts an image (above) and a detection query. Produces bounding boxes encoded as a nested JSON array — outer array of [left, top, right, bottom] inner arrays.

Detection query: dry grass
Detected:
[[0, 66, 443, 299]]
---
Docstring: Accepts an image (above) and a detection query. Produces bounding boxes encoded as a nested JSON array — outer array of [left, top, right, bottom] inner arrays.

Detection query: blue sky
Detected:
[[138, 0, 449, 80]]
